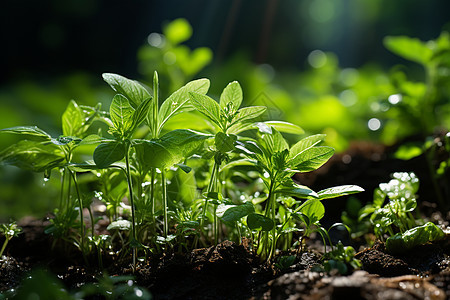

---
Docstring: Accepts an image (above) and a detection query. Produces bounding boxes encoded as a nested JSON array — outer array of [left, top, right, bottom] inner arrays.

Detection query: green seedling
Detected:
[[0, 101, 106, 257], [385, 222, 446, 254], [322, 241, 361, 275], [97, 72, 211, 264], [0, 222, 22, 257], [359, 172, 421, 238], [236, 126, 364, 261], [189, 81, 267, 245]]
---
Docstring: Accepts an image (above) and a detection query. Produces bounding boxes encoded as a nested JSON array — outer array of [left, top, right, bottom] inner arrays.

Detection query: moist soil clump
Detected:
[[356, 239, 450, 277]]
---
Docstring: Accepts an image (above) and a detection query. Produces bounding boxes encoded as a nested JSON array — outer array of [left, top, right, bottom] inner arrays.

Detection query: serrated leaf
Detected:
[[0, 140, 65, 172], [132, 97, 151, 131], [102, 73, 150, 108], [110, 94, 134, 136], [189, 92, 223, 128], [158, 78, 210, 133], [292, 146, 334, 172], [93, 142, 125, 168], [62, 100, 83, 137], [229, 106, 266, 127], [289, 134, 326, 160], [215, 132, 237, 153], [0, 126, 51, 140], [247, 213, 274, 231], [219, 81, 243, 111], [79, 134, 108, 145], [316, 185, 364, 200], [261, 128, 289, 154], [263, 121, 304, 134]]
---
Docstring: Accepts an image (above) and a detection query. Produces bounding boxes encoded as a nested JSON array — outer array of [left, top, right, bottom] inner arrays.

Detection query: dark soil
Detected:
[[1, 137, 449, 299], [1, 217, 449, 299]]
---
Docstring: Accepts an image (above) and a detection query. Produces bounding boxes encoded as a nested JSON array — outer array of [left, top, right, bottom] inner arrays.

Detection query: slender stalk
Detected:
[[150, 169, 156, 219], [152, 71, 159, 138], [59, 168, 66, 211], [124, 144, 137, 268], [0, 238, 9, 257], [161, 169, 168, 237], [69, 170, 85, 250]]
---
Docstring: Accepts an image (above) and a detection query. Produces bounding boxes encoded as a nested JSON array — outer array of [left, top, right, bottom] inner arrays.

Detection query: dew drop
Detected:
[[135, 288, 144, 297]]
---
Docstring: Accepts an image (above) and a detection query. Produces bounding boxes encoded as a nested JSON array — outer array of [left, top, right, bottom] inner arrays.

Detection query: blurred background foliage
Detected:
[[1, 0, 450, 220]]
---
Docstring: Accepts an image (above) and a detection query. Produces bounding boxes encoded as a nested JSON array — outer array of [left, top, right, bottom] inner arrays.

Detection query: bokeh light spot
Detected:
[[368, 118, 381, 131], [308, 50, 327, 68]]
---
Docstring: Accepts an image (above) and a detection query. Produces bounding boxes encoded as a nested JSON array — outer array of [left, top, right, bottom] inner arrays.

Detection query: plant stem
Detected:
[[0, 238, 9, 257], [161, 169, 168, 237], [152, 71, 159, 138], [70, 170, 85, 252], [59, 168, 66, 211], [150, 168, 156, 223], [125, 144, 137, 268]]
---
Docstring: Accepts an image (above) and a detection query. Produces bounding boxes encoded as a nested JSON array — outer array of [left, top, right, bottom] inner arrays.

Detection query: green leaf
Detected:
[[385, 222, 445, 254], [158, 78, 210, 132], [230, 106, 267, 127], [102, 73, 150, 108], [189, 92, 223, 128], [62, 100, 83, 137], [79, 134, 108, 145], [215, 132, 237, 153], [93, 142, 125, 168], [132, 97, 151, 131], [261, 128, 289, 154], [276, 182, 318, 199], [0, 140, 65, 172], [299, 199, 325, 223], [316, 185, 364, 200], [110, 94, 134, 136], [292, 146, 334, 172], [384, 36, 433, 65], [394, 143, 423, 160], [164, 18, 192, 45], [219, 81, 243, 111], [263, 121, 304, 134], [0, 126, 51, 140], [217, 202, 255, 223], [247, 213, 274, 231], [289, 134, 326, 160], [134, 129, 210, 169], [107, 219, 131, 231]]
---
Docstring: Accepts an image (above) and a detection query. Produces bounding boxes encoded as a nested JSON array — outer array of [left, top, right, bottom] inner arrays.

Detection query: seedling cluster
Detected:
[[0, 72, 364, 267]]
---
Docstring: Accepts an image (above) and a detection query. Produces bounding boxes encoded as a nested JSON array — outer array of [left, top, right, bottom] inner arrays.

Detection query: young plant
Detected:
[[0, 101, 106, 256], [358, 171, 446, 253], [102, 72, 209, 233], [385, 221, 445, 254], [236, 126, 364, 261], [322, 241, 362, 275], [359, 172, 420, 238], [92, 87, 152, 266], [0, 222, 22, 257], [189, 81, 267, 245]]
